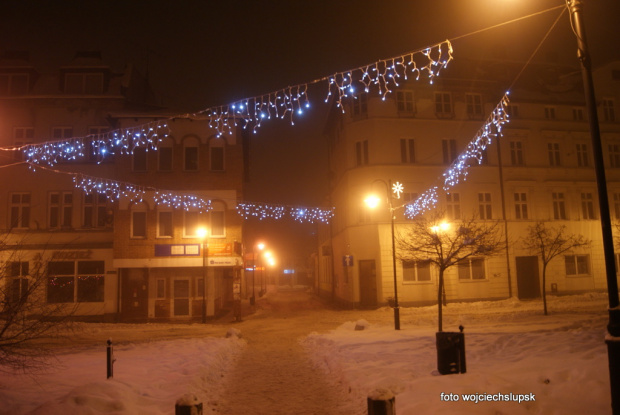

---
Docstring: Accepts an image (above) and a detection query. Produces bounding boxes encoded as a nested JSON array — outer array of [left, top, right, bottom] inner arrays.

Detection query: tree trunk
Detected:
[[438, 269, 444, 332]]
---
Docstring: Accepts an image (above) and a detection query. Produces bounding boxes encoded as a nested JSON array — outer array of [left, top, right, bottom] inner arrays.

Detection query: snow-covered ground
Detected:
[[0, 289, 613, 414]]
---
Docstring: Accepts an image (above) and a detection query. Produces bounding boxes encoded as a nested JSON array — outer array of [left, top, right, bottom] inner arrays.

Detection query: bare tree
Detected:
[[521, 222, 591, 316], [0, 234, 75, 373], [397, 211, 503, 332]]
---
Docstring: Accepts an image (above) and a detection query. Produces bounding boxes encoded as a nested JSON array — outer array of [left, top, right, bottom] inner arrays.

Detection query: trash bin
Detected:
[[436, 325, 466, 375]]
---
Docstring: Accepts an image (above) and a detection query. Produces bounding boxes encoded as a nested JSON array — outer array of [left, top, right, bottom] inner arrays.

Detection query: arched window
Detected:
[[209, 138, 225, 171], [183, 136, 200, 171], [158, 137, 174, 171]]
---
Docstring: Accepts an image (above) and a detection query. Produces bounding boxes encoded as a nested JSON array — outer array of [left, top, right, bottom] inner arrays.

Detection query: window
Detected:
[[614, 193, 620, 219], [565, 255, 590, 276], [158, 139, 173, 171], [356, 140, 369, 166], [13, 127, 34, 161], [47, 261, 75, 303], [131, 204, 147, 238], [10, 192, 30, 229], [210, 202, 226, 237], [442, 139, 457, 165], [83, 193, 108, 228], [603, 98, 615, 122], [86, 127, 110, 162], [609, 144, 620, 168], [157, 210, 173, 238], [64, 72, 104, 94], [400, 138, 415, 163], [544, 106, 556, 120], [573, 107, 584, 121], [156, 279, 166, 299], [184, 139, 199, 171], [435, 92, 452, 117], [581, 193, 595, 219], [52, 127, 73, 140], [0, 73, 29, 95], [76, 261, 105, 302], [548, 143, 561, 166], [47, 261, 104, 303], [576, 143, 589, 167], [133, 147, 147, 171], [458, 258, 486, 280], [402, 260, 431, 282], [49, 192, 73, 229], [510, 141, 524, 166], [7, 261, 29, 306], [506, 104, 520, 118], [478, 193, 492, 219], [210, 139, 225, 171], [352, 93, 368, 118], [465, 93, 483, 118], [184, 211, 205, 237], [396, 90, 414, 114], [552, 192, 567, 220], [514, 193, 528, 219], [446, 193, 461, 220]]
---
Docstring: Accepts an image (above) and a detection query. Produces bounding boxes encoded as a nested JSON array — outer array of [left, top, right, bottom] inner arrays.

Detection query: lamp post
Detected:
[[196, 227, 208, 324], [257, 242, 265, 296], [365, 179, 404, 330], [565, 2, 620, 412]]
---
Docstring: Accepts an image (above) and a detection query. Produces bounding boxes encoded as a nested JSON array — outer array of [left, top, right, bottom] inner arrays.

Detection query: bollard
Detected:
[[175, 394, 203, 415], [367, 388, 395, 415], [106, 339, 115, 379]]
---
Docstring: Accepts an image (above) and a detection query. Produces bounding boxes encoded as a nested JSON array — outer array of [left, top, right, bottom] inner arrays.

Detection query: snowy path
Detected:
[[211, 289, 360, 414]]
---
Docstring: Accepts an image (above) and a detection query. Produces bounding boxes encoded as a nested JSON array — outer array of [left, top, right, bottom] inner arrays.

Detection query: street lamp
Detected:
[[196, 227, 208, 324], [365, 179, 404, 330], [566, 2, 620, 411]]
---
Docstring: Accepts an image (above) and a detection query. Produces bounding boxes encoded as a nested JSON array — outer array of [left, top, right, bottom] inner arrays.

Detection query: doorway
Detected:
[[515, 256, 541, 299], [359, 259, 377, 307]]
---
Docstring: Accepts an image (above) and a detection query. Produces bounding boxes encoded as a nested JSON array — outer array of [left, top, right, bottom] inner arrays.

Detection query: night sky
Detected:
[[2, 0, 619, 259]]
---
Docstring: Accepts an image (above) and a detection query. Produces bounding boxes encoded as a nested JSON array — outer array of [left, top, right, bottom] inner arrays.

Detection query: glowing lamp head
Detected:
[[196, 227, 208, 239], [431, 222, 450, 233], [364, 194, 381, 209], [257, 242, 265, 251]]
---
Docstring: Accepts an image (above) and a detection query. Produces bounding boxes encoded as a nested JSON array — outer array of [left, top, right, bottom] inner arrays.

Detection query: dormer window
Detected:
[[64, 72, 103, 94], [0, 73, 29, 95]]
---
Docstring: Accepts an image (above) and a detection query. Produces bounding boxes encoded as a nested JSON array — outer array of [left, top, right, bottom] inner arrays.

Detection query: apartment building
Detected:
[[0, 51, 246, 321], [318, 58, 620, 308]]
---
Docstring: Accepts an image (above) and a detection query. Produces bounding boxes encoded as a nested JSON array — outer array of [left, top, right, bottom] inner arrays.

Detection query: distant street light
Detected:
[[365, 179, 404, 330], [196, 227, 209, 324]]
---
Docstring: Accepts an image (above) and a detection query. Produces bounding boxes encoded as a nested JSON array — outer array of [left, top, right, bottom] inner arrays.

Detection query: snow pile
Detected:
[[302, 294, 612, 414], [1, 336, 245, 415]]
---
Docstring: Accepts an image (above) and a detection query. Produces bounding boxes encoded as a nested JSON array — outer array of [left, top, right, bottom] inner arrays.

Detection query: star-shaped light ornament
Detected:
[[392, 181, 404, 199]]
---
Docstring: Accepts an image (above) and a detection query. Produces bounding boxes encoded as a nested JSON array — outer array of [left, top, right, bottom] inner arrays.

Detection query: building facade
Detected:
[[0, 51, 246, 321], [318, 58, 620, 308]]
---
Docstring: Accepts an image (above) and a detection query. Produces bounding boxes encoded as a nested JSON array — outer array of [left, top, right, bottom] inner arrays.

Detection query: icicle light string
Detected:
[[442, 93, 510, 190], [235, 203, 334, 224], [21, 120, 170, 168], [6, 40, 453, 167], [404, 93, 510, 219]]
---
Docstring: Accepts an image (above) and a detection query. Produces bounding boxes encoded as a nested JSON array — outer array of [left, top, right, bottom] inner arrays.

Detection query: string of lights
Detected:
[[236, 203, 334, 224], [404, 93, 511, 219], [1, 40, 453, 167], [442, 93, 510, 190]]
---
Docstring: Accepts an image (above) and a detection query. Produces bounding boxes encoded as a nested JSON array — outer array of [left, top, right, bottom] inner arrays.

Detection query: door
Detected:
[[359, 259, 377, 307], [121, 268, 149, 321], [515, 256, 541, 299], [173, 279, 190, 316]]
